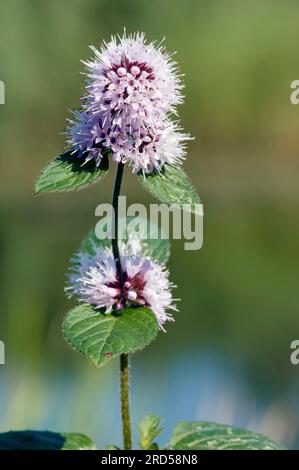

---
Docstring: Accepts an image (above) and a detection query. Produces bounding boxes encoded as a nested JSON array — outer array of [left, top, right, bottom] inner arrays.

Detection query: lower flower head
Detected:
[[66, 241, 177, 330]]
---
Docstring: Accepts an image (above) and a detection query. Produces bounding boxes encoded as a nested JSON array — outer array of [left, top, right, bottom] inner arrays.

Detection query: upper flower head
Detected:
[[66, 32, 191, 174], [84, 32, 183, 123], [66, 240, 177, 331]]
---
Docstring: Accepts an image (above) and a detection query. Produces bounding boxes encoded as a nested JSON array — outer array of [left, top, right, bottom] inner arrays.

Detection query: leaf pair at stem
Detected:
[[34, 150, 201, 211]]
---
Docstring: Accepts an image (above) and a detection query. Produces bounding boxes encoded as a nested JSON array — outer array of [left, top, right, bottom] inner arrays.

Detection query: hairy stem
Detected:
[[120, 353, 132, 450], [112, 162, 132, 450]]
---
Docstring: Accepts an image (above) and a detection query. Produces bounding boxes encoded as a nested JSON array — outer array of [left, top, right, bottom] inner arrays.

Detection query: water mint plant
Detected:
[[0, 32, 282, 451]]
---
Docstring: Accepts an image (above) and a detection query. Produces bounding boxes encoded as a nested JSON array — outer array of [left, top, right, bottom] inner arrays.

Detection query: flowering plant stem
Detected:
[[120, 353, 132, 450], [112, 162, 124, 288], [112, 162, 132, 450]]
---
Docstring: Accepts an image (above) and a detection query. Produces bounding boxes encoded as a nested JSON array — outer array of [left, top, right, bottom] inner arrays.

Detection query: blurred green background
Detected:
[[1, 0, 299, 449]]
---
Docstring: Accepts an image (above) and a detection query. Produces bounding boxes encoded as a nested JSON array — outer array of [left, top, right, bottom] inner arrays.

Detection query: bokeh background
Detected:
[[0, 0, 299, 449]]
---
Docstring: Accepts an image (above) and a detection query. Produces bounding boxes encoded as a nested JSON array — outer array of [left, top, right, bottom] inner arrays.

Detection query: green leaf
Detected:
[[0, 431, 96, 450], [167, 421, 283, 450], [138, 164, 201, 212], [81, 216, 170, 263], [106, 444, 121, 450], [63, 304, 159, 368], [34, 150, 109, 195], [138, 414, 163, 450], [147, 442, 160, 450]]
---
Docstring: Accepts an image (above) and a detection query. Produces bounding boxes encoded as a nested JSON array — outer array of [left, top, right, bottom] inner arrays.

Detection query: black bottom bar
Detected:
[[0, 449, 293, 465]]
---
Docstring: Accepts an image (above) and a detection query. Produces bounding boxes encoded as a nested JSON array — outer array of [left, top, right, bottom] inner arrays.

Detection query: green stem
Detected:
[[120, 353, 132, 450], [112, 163, 132, 450], [112, 162, 124, 288]]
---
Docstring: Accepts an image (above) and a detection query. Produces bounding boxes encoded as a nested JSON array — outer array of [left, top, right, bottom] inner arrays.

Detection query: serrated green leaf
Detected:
[[63, 304, 159, 368], [139, 164, 201, 212], [81, 216, 170, 263], [138, 414, 163, 450], [167, 421, 283, 450], [34, 150, 109, 195], [0, 431, 96, 450]]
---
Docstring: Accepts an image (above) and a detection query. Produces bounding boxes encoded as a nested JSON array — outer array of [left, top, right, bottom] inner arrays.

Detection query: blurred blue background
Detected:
[[0, 0, 299, 449]]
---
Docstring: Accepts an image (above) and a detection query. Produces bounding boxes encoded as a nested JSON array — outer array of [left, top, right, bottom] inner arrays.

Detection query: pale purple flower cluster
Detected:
[[66, 240, 177, 330], [66, 32, 191, 173]]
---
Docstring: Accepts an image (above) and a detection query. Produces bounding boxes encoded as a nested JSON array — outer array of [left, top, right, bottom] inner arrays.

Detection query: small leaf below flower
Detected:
[[34, 150, 109, 195], [138, 164, 201, 213], [63, 304, 159, 368]]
